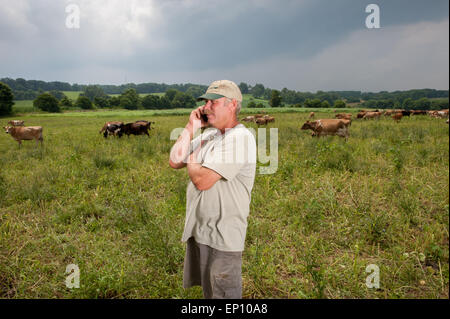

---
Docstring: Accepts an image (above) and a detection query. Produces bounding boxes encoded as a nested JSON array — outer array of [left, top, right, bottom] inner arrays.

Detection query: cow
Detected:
[[335, 113, 351, 119], [357, 111, 367, 119], [255, 118, 268, 125], [134, 120, 155, 129], [363, 111, 382, 120], [263, 115, 275, 123], [3, 126, 43, 147], [103, 123, 123, 138], [392, 112, 403, 123], [335, 113, 352, 124], [411, 110, 427, 116], [120, 122, 150, 137], [309, 112, 315, 119], [7, 120, 24, 126], [401, 110, 412, 117], [301, 119, 350, 140], [100, 121, 124, 134], [241, 116, 255, 122]]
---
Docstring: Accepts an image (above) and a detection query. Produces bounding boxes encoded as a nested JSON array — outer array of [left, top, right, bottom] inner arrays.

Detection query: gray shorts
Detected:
[[183, 237, 242, 299]]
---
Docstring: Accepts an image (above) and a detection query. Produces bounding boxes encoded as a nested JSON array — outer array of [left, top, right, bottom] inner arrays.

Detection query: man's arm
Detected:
[[187, 147, 222, 191], [169, 123, 194, 169], [169, 107, 205, 169]]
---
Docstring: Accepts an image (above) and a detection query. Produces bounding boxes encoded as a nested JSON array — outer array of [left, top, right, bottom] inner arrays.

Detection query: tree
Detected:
[[321, 100, 331, 108], [247, 101, 257, 108], [269, 90, 282, 107], [109, 96, 121, 108], [94, 96, 110, 108], [34, 93, 61, 112], [238, 82, 249, 94], [185, 86, 204, 99], [82, 85, 107, 102], [75, 96, 93, 109], [159, 96, 172, 109], [142, 94, 161, 109], [334, 100, 346, 108], [60, 96, 73, 108], [402, 98, 414, 110], [120, 88, 140, 110], [165, 89, 178, 102], [48, 90, 66, 100], [0, 82, 14, 116], [413, 97, 431, 110], [171, 91, 196, 108], [250, 83, 265, 98], [304, 98, 322, 108]]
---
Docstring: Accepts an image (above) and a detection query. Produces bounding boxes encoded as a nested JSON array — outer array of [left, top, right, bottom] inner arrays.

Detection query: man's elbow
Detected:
[[192, 178, 214, 191], [169, 159, 186, 169]]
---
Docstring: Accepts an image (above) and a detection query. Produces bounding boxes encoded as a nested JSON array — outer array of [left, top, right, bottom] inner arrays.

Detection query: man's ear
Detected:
[[231, 98, 238, 110]]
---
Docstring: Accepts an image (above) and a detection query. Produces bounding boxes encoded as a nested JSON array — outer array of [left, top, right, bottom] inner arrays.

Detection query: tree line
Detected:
[[32, 87, 197, 113], [1, 79, 449, 115], [2, 77, 448, 105]]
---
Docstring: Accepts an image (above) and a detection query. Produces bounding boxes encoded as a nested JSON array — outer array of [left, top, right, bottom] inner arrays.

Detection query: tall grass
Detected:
[[0, 113, 448, 298]]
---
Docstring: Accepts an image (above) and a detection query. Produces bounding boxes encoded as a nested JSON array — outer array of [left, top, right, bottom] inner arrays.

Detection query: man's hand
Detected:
[[188, 104, 209, 129], [169, 105, 208, 169]]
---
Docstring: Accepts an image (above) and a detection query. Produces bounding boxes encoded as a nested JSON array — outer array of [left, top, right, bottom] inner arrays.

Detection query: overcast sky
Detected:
[[0, 0, 448, 92]]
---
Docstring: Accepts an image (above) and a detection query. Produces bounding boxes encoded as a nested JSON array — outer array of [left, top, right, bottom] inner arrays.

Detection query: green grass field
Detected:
[[0, 111, 448, 298]]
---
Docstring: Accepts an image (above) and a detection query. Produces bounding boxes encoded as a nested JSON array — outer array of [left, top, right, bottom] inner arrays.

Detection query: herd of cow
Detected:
[[241, 114, 276, 125], [99, 120, 155, 138], [2, 108, 449, 146], [299, 109, 449, 140], [2, 119, 156, 147]]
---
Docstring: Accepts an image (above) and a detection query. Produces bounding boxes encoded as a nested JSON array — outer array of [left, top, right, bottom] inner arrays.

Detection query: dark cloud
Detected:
[[0, 0, 448, 91]]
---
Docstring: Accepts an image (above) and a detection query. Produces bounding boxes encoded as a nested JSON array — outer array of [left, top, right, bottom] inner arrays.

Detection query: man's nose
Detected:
[[204, 100, 213, 109]]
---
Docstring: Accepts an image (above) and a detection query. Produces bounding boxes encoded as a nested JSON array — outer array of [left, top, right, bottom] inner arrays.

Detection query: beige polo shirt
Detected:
[[182, 124, 257, 252]]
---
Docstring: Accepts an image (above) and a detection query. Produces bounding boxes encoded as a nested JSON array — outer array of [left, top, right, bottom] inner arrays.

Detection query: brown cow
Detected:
[[241, 116, 255, 122], [301, 119, 350, 140], [263, 115, 275, 123], [357, 111, 366, 119], [99, 121, 124, 134], [309, 112, 315, 119], [255, 118, 268, 125], [7, 120, 24, 126], [3, 126, 43, 147], [363, 111, 382, 120], [335, 113, 352, 125], [392, 112, 403, 122]]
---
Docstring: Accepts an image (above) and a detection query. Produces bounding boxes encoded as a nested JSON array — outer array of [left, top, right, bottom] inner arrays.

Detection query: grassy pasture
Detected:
[[0, 111, 448, 299]]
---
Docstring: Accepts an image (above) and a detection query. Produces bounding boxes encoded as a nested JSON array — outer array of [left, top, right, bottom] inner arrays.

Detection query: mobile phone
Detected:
[[201, 112, 208, 123]]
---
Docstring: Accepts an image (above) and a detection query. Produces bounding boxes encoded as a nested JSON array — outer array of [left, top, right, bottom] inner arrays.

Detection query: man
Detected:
[[169, 80, 257, 299]]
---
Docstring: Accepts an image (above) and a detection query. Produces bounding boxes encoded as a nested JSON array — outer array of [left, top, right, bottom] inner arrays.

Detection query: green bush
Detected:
[[0, 82, 14, 116], [75, 96, 94, 109], [33, 93, 61, 112]]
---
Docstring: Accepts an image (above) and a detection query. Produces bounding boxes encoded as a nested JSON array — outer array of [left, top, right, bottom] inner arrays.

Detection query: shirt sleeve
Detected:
[[202, 130, 255, 181]]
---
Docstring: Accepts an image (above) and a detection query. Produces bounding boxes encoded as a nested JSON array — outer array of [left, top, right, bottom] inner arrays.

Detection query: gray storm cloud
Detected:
[[0, 0, 448, 91]]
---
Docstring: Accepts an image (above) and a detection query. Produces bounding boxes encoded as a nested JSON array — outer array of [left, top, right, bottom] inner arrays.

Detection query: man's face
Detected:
[[202, 97, 234, 128]]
